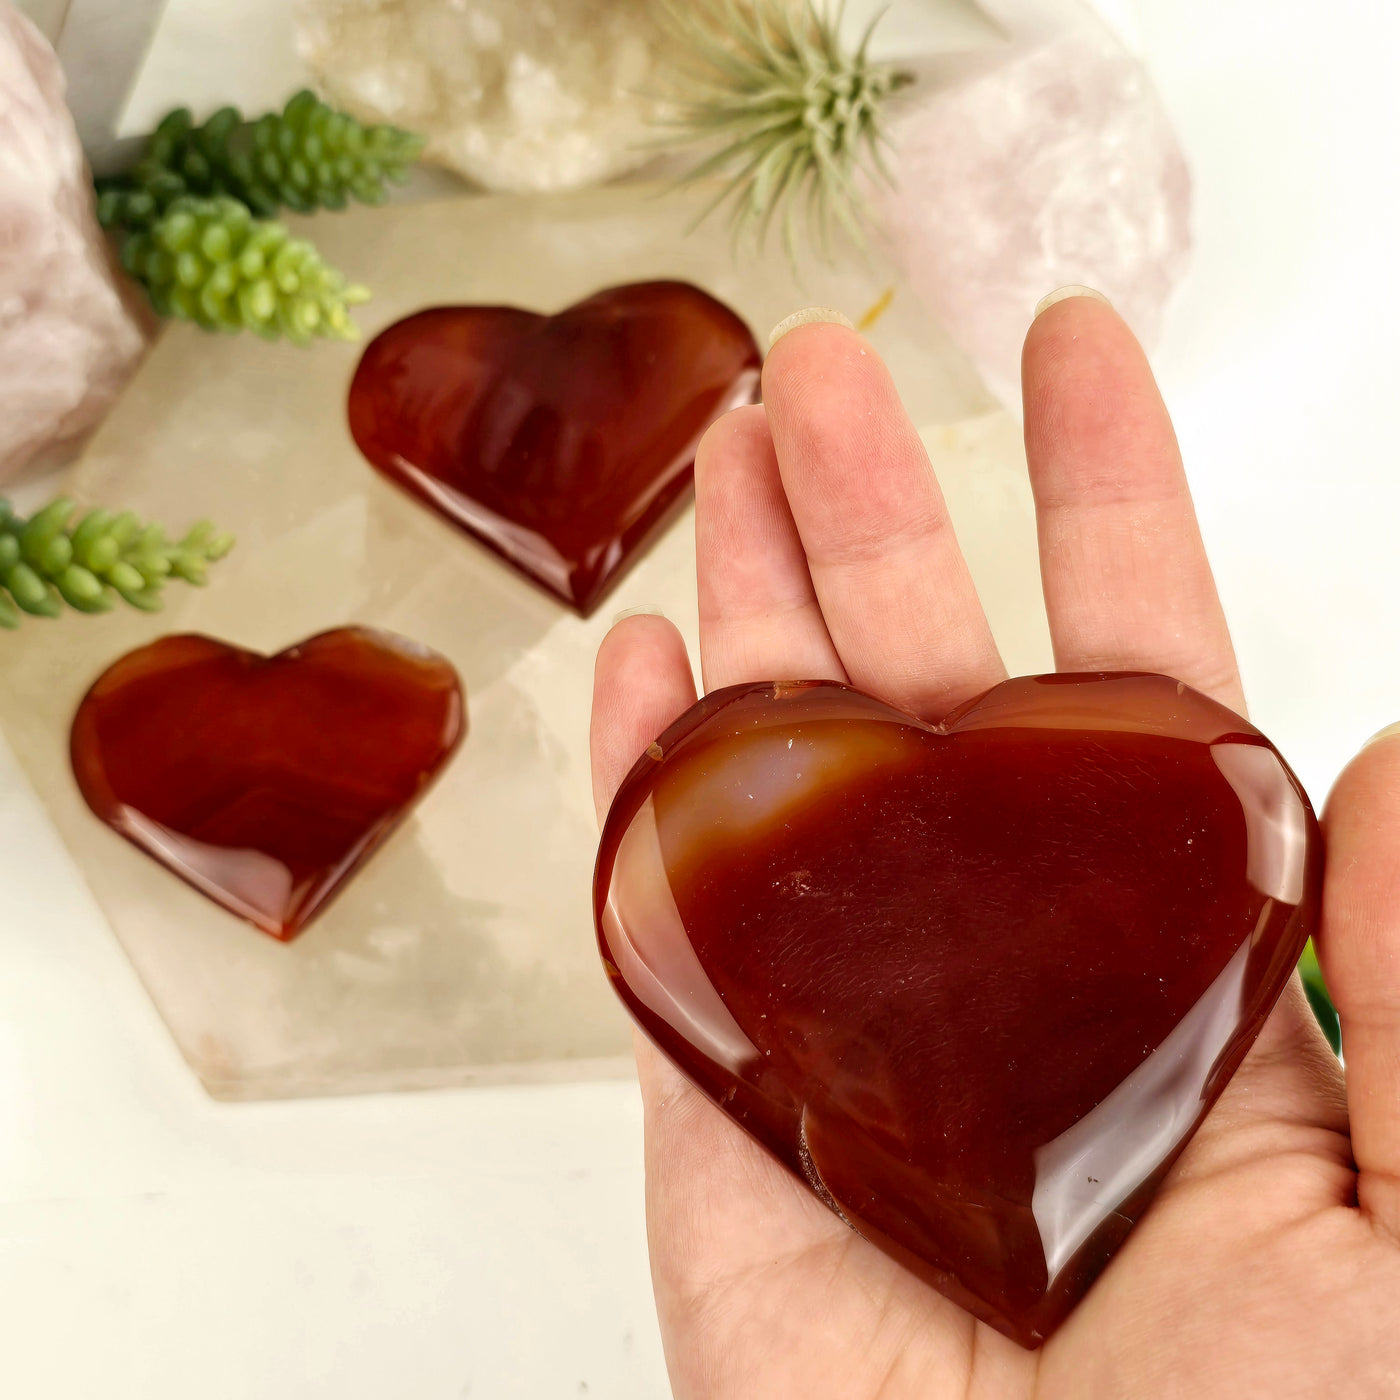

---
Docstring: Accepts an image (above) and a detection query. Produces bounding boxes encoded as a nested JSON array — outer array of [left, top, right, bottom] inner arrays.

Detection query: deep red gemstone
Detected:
[[71, 627, 465, 940], [347, 280, 762, 615], [594, 673, 1320, 1347]]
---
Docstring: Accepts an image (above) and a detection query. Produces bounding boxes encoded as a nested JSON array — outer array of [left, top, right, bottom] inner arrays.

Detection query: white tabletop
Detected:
[[5, 1, 1400, 1395]]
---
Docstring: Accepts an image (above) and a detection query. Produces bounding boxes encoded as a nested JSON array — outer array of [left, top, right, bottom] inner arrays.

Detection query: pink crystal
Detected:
[[875, 23, 1191, 410], [0, 3, 149, 482]]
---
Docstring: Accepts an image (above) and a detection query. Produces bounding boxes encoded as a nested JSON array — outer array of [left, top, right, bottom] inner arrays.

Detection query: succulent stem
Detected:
[[0, 497, 234, 628], [120, 196, 370, 343], [96, 91, 423, 232]]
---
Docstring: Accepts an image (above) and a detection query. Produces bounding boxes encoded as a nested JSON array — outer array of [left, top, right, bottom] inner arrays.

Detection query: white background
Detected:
[[5, 0, 1400, 1395]]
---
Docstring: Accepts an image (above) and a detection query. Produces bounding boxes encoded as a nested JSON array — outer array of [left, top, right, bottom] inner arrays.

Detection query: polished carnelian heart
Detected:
[[347, 280, 762, 615], [71, 627, 465, 941], [594, 673, 1320, 1347]]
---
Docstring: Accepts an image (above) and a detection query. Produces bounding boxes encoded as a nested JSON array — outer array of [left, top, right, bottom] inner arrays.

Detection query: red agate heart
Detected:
[[594, 673, 1320, 1347], [347, 280, 762, 615], [71, 627, 464, 940]]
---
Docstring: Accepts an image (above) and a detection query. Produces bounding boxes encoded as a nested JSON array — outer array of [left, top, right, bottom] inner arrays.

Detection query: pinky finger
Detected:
[[590, 614, 698, 827]]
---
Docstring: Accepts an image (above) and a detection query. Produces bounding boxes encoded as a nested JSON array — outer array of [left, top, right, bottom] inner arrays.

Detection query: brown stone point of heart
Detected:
[[347, 280, 762, 616], [593, 672, 1320, 1347], [71, 627, 465, 940]]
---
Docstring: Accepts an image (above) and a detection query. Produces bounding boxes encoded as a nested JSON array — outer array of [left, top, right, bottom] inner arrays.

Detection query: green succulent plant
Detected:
[[95, 91, 420, 342], [655, 0, 913, 261], [0, 497, 234, 629], [96, 90, 423, 231], [120, 196, 369, 343]]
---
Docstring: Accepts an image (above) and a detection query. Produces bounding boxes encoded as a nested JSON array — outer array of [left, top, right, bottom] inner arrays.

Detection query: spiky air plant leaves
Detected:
[[119, 196, 370, 344], [0, 497, 234, 628], [654, 0, 913, 263]]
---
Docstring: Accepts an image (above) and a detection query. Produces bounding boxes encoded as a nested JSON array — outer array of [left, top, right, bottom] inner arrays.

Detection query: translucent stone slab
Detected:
[[0, 185, 1049, 1099]]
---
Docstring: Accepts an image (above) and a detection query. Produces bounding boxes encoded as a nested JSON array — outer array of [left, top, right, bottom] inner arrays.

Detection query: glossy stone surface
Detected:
[[348, 280, 761, 615], [595, 673, 1320, 1347], [72, 627, 464, 940]]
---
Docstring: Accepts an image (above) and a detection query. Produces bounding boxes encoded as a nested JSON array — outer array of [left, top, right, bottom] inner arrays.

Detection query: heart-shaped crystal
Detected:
[[594, 673, 1319, 1346], [347, 280, 762, 614], [71, 627, 465, 940]]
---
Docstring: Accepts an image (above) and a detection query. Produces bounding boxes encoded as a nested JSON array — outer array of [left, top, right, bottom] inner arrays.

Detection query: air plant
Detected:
[[654, 0, 914, 262]]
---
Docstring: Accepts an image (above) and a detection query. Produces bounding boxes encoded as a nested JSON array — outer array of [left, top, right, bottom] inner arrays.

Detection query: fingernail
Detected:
[[611, 605, 667, 626], [767, 306, 854, 349], [1362, 720, 1400, 750], [1034, 285, 1111, 319]]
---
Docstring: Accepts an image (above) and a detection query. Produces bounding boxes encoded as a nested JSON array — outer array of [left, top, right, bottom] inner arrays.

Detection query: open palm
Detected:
[[590, 294, 1400, 1397]]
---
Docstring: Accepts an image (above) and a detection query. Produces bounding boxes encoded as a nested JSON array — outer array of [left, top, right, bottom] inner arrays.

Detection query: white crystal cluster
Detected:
[[0, 3, 148, 482], [297, 0, 672, 193]]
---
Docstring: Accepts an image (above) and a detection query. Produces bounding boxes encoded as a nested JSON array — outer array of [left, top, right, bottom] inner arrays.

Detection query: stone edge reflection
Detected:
[[600, 793, 759, 1073], [1030, 925, 1256, 1281], [1031, 740, 1310, 1282]]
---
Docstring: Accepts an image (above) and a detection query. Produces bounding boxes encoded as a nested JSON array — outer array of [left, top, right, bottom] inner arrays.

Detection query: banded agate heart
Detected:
[[71, 627, 464, 940], [594, 673, 1320, 1347], [347, 280, 762, 615]]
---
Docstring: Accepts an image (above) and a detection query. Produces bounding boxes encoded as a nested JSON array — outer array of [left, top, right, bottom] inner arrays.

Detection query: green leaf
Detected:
[[19, 497, 74, 557], [36, 534, 73, 575], [107, 561, 146, 593], [5, 563, 60, 617], [56, 565, 111, 612]]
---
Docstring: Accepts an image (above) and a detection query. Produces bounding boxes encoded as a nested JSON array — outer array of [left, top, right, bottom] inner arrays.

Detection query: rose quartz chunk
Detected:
[[877, 26, 1191, 409], [0, 4, 148, 481]]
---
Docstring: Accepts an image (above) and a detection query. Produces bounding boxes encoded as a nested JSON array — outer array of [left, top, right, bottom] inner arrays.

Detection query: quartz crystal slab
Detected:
[[348, 282, 761, 614], [71, 628, 464, 940], [595, 674, 1319, 1346], [0, 185, 1036, 1100]]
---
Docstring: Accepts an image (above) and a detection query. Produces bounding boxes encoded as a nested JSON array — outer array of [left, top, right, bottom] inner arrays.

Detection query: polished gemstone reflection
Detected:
[[594, 673, 1320, 1347], [71, 627, 465, 940], [347, 280, 762, 614]]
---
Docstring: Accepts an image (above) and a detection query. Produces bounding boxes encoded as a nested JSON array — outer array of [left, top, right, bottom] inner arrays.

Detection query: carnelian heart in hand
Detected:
[[347, 281, 762, 615], [71, 627, 465, 940], [594, 673, 1320, 1347]]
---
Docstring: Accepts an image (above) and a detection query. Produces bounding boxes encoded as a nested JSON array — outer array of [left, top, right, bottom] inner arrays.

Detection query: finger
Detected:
[[1022, 292, 1246, 714], [591, 601, 829, 1374], [1319, 726, 1400, 1235], [695, 403, 846, 691], [761, 321, 1005, 720], [590, 614, 697, 824]]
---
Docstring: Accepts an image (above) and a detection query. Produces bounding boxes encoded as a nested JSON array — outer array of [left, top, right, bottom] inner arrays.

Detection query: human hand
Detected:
[[590, 293, 1400, 1397]]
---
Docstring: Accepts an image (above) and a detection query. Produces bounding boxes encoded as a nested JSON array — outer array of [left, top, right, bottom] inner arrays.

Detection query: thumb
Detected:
[[1319, 724, 1400, 1236]]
